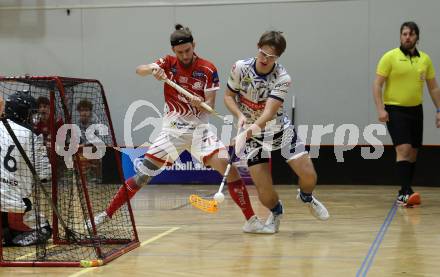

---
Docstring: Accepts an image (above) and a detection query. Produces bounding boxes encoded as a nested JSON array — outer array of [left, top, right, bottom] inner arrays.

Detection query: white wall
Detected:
[[1, 0, 439, 145]]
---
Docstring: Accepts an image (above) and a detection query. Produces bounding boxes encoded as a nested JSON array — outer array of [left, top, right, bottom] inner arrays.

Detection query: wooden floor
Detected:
[[1, 185, 440, 276]]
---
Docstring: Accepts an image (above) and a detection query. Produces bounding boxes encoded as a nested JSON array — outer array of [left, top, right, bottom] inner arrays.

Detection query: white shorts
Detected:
[[145, 126, 226, 165]]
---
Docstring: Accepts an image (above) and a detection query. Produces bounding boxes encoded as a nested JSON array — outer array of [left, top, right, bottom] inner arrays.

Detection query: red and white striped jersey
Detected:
[[154, 54, 220, 132]]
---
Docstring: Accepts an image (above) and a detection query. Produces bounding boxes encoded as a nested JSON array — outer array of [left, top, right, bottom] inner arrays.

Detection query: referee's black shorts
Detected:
[[385, 104, 423, 148]]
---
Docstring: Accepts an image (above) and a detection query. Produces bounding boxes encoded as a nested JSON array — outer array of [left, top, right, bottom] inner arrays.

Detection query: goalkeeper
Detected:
[[1, 91, 52, 246]]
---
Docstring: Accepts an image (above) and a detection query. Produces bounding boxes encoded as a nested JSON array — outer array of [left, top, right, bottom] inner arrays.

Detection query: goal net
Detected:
[[0, 76, 139, 267]]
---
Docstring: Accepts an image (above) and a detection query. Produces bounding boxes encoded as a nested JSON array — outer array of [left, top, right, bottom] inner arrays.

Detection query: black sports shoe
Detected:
[[396, 193, 409, 205], [397, 192, 421, 207]]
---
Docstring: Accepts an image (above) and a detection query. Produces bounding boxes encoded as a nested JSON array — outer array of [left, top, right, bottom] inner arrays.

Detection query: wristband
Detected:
[[437, 108, 440, 113]]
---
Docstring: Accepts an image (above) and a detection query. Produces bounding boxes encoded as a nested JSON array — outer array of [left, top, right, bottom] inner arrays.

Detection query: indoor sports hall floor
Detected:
[[1, 185, 439, 276]]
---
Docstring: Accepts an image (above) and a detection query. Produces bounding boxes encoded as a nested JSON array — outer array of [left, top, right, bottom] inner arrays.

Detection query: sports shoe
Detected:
[[243, 215, 275, 234], [2, 227, 14, 246], [407, 192, 421, 206], [85, 211, 110, 230], [264, 201, 284, 233], [297, 189, 330, 221], [12, 223, 52, 246], [396, 193, 408, 206], [397, 192, 421, 207]]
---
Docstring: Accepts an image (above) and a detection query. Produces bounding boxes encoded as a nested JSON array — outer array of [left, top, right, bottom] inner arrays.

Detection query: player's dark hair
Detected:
[[36, 96, 50, 107], [400, 21, 420, 41], [258, 31, 286, 56], [170, 24, 194, 46], [77, 99, 93, 111]]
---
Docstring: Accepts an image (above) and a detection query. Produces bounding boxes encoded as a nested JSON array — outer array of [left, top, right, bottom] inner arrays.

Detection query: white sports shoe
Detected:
[[85, 211, 110, 230], [243, 215, 275, 234], [264, 201, 284, 233], [264, 213, 283, 233], [297, 189, 330, 221]]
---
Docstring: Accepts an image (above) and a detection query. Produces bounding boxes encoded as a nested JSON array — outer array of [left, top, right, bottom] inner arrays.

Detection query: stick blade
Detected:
[[189, 194, 218, 213]]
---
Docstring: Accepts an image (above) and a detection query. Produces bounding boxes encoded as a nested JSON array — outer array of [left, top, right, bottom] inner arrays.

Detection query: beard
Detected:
[[401, 40, 417, 51], [178, 57, 194, 68]]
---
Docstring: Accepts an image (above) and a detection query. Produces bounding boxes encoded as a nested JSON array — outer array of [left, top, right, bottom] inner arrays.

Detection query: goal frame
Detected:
[[0, 76, 140, 267]]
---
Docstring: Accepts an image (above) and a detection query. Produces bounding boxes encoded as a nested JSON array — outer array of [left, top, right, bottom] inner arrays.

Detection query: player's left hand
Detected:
[[152, 67, 167, 81]]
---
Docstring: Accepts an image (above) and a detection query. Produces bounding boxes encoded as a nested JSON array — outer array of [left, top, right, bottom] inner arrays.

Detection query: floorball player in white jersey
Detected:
[[224, 31, 330, 233], [1, 91, 52, 246]]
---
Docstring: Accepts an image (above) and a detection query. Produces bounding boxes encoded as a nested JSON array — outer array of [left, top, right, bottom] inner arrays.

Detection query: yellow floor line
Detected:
[[140, 226, 180, 247], [68, 266, 95, 277], [68, 226, 180, 277]]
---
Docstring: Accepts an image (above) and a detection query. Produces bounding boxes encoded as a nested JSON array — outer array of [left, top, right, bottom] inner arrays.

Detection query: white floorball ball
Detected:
[[214, 192, 225, 203]]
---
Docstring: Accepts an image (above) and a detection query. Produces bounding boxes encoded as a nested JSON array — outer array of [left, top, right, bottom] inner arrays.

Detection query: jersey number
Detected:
[[0, 145, 18, 172]]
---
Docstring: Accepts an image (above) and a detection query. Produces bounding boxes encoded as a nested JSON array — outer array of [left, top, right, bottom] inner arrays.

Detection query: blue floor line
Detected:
[[356, 202, 398, 277]]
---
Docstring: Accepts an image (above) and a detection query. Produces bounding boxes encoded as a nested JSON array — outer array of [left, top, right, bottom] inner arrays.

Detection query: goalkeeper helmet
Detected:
[[5, 90, 37, 125]]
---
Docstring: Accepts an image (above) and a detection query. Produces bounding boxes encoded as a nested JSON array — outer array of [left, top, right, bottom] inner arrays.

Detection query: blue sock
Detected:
[[299, 191, 313, 203], [270, 201, 283, 215]]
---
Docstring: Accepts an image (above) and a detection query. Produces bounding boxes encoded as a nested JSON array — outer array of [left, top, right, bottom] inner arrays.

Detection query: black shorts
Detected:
[[385, 104, 423, 148], [245, 126, 307, 167]]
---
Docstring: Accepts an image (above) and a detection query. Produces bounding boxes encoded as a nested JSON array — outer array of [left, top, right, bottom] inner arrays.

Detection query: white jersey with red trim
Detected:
[[227, 58, 292, 134], [0, 119, 51, 213], [154, 54, 220, 133]]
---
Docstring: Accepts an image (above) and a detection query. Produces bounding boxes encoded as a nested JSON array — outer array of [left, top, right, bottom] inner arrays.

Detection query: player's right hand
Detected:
[[377, 109, 389, 122], [232, 128, 247, 157], [237, 114, 247, 129], [152, 67, 167, 81]]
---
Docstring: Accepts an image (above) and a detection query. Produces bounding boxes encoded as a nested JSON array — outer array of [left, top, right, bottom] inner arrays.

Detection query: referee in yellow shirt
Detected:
[[373, 21, 440, 206]]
